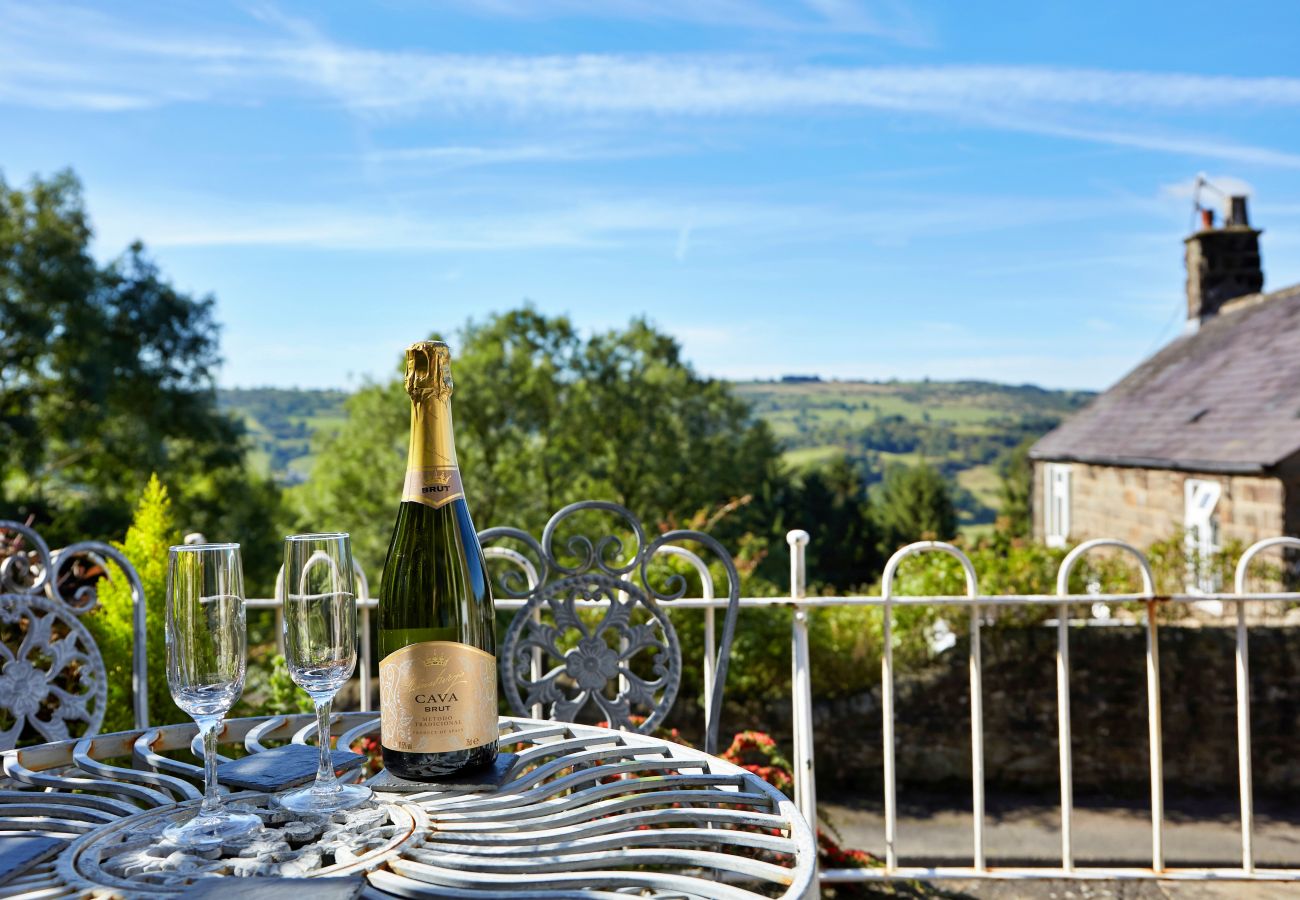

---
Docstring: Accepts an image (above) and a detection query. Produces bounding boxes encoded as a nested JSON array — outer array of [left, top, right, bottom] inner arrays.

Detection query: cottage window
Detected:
[[1184, 478, 1222, 593], [1044, 463, 1071, 548]]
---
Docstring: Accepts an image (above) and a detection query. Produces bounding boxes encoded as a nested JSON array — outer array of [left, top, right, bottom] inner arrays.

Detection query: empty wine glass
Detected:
[[278, 533, 372, 813], [164, 543, 262, 846]]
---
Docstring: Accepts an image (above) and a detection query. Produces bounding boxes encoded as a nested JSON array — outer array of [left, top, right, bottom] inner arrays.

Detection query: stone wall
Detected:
[[733, 625, 1300, 801], [1030, 461, 1287, 550]]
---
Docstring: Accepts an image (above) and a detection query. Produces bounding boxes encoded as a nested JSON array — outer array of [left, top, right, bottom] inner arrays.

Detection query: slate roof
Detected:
[[1031, 284, 1300, 474]]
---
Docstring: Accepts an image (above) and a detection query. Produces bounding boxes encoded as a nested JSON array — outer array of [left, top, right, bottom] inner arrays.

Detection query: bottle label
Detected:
[[378, 641, 498, 753], [401, 466, 465, 509]]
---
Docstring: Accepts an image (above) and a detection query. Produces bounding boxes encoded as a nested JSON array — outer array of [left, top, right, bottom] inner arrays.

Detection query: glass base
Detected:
[[162, 808, 262, 848], [277, 781, 373, 814]]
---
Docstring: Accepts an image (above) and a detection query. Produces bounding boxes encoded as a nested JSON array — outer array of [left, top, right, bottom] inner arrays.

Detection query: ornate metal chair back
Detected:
[[0, 521, 148, 749], [480, 501, 742, 756]]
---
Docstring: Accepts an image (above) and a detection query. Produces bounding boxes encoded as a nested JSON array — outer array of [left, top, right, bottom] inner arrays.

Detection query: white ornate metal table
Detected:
[[0, 714, 816, 899]]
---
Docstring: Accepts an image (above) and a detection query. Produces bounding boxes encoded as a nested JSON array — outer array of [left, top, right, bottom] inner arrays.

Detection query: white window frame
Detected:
[[1184, 478, 1222, 593], [1044, 463, 1071, 548]]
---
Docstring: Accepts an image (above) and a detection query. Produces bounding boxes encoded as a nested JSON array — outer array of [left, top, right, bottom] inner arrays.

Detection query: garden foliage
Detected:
[[0, 169, 285, 586], [86, 474, 186, 733]]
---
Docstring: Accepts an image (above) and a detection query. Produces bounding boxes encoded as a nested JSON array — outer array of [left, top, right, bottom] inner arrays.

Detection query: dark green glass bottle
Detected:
[[378, 341, 497, 780]]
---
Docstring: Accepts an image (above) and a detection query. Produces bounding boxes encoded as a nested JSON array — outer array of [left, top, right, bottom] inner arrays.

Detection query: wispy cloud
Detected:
[[6, 2, 1300, 168], [359, 140, 680, 171], [674, 212, 696, 262], [799, 0, 927, 42], [88, 183, 1131, 255], [438, 0, 934, 45], [365, 144, 596, 166], [1000, 119, 1300, 169], [276, 55, 1300, 121]]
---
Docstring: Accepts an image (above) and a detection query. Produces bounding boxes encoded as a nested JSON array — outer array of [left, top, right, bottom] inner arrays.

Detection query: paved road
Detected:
[[821, 793, 1300, 897]]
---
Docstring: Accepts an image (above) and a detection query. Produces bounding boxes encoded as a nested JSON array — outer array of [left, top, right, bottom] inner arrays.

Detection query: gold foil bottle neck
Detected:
[[405, 341, 454, 402]]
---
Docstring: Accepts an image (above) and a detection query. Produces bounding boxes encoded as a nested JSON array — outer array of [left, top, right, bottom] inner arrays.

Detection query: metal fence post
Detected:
[[1057, 539, 1159, 872], [1233, 536, 1300, 872], [354, 558, 371, 712], [879, 541, 982, 872], [880, 554, 898, 872], [787, 530, 818, 840], [274, 565, 286, 657], [653, 545, 717, 728], [1056, 587, 1074, 872]]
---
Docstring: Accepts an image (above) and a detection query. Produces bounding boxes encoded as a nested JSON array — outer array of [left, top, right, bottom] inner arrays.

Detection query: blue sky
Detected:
[[3, 1, 1300, 390]]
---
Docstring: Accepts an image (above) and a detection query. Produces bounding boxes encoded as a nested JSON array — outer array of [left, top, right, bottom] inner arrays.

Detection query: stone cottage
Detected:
[[1030, 197, 1300, 585]]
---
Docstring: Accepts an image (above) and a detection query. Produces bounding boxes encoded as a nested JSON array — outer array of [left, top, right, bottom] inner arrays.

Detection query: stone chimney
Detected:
[[1184, 195, 1263, 325]]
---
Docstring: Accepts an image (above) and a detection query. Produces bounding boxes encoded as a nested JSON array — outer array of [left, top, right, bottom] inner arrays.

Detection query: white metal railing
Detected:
[[1055, 538, 1160, 872], [240, 532, 1300, 885]]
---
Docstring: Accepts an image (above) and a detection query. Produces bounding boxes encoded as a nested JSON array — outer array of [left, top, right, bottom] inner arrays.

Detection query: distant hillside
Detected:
[[221, 380, 1092, 527], [218, 388, 349, 485], [733, 380, 1093, 529]]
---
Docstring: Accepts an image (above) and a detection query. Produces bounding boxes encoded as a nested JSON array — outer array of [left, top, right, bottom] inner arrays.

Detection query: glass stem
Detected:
[[314, 697, 339, 794], [199, 716, 222, 817]]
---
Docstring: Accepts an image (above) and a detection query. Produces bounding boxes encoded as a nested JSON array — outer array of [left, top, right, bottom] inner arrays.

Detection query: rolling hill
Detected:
[[218, 388, 350, 485], [220, 379, 1091, 528], [733, 379, 1092, 529]]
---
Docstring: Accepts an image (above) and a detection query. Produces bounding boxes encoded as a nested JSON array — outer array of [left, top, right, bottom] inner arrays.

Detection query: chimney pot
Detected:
[[1227, 195, 1250, 227], [1200, 208, 1215, 230]]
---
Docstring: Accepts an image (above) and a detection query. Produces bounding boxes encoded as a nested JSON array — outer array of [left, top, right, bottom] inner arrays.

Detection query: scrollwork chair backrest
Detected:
[[480, 501, 742, 756], [0, 521, 148, 749]]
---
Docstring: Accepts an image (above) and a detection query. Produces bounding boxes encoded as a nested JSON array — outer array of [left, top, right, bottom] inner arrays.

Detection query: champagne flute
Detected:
[[278, 533, 372, 813], [164, 543, 262, 846]]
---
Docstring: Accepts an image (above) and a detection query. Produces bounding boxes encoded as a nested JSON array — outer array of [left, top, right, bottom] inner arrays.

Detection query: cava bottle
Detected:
[[378, 340, 497, 780]]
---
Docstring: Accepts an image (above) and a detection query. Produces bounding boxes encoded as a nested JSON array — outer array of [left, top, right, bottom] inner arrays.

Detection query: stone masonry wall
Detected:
[[1031, 461, 1286, 550], [738, 625, 1300, 801]]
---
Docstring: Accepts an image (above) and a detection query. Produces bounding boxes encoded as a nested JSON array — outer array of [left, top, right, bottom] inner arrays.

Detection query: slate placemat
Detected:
[[0, 835, 65, 886], [369, 752, 517, 793], [185, 875, 366, 899], [217, 744, 367, 792]]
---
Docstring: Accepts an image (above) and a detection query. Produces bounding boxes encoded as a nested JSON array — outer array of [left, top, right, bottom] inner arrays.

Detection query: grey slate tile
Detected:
[[217, 744, 366, 792]]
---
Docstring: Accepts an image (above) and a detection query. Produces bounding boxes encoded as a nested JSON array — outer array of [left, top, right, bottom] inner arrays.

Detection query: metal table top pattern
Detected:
[[0, 714, 816, 899]]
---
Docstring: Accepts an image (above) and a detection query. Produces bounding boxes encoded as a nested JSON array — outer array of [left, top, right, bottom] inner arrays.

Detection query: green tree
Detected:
[[0, 170, 283, 584], [996, 439, 1033, 537], [568, 319, 785, 527], [86, 474, 187, 733], [871, 462, 957, 555], [782, 455, 880, 590], [295, 307, 788, 586], [446, 308, 584, 530]]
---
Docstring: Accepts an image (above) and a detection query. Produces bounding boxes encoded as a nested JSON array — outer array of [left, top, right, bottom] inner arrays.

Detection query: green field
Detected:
[[732, 379, 1091, 528], [218, 388, 350, 485], [222, 379, 1090, 527]]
